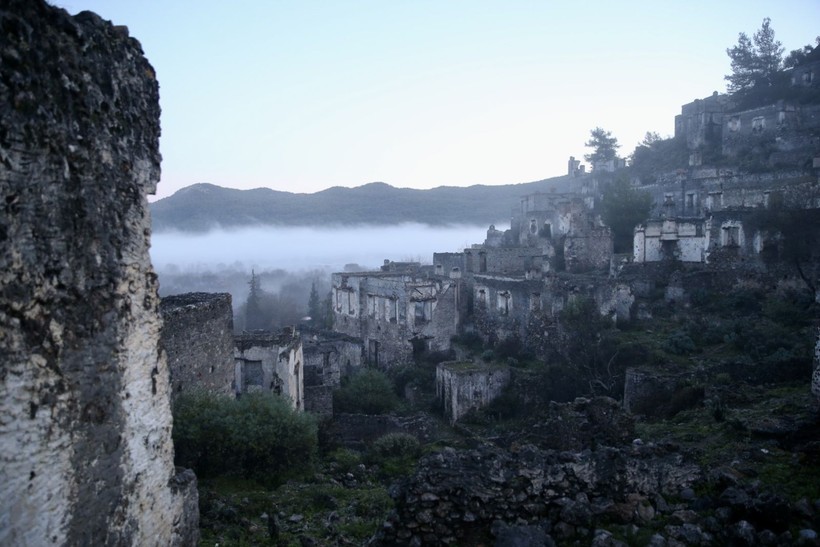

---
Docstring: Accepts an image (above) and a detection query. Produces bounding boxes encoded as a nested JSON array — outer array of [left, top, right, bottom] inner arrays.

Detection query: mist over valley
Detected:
[[151, 223, 495, 326]]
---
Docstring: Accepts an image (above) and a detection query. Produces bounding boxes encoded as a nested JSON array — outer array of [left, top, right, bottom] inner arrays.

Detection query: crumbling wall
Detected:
[[0, 1, 197, 544], [436, 362, 510, 424], [160, 292, 235, 399], [564, 227, 613, 273]]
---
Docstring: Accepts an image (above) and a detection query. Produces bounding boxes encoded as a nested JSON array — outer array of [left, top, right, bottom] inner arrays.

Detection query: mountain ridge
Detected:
[[150, 174, 583, 232]]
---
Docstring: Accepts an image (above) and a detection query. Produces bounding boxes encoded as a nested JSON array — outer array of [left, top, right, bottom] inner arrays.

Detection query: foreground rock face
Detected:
[[0, 1, 197, 545]]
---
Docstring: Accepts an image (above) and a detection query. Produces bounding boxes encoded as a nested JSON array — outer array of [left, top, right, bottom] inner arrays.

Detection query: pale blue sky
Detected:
[[59, 1, 819, 199]]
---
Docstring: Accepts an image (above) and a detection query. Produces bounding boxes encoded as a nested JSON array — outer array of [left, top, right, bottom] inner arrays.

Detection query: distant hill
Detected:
[[150, 175, 583, 232]]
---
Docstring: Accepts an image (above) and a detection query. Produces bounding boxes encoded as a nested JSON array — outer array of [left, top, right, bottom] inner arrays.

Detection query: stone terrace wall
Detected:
[[160, 292, 235, 399], [0, 2, 197, 544]]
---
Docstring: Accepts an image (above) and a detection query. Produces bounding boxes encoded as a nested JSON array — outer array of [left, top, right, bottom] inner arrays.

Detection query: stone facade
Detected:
[[331, 268, 461, 367], [160, 292, 235, 399], [234, 328, 305, 409], [436, 362, 511, 424], [674, 53, 820, 169], [0, 1, 197, 544]]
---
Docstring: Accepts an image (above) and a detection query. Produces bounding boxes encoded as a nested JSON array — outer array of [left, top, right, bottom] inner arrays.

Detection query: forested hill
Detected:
[[150, 175, 580, 232]]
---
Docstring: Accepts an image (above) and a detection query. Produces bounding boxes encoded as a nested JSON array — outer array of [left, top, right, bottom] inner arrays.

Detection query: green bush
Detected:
[[369, 433, 420, 460], [173, 390, 317, 485], [663, 329, 697, 355], [366, 433, 421, 479], [333, 369, 399, 415]]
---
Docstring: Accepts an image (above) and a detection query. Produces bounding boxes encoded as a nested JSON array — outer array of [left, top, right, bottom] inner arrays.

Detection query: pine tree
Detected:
[[307, 281, 321, 326], [245, 270, 265, 330], [584, 127, 620, 165], [725, 18, 784, 93]]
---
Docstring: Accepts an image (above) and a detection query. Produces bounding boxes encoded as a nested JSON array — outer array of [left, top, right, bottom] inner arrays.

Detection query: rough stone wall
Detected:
[[160, 292, 235, 399], [0, 2, 197, 544], [375, 443, 701, 546], [436, 362, 511, 424], [564, 226, 613, 273]]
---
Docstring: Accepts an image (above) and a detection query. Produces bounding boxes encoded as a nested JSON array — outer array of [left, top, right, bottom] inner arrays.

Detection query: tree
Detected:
[[307, 281, 321, 324], [245, 270, 265, 330], [600, 175, 652, 253], [725, 18, 784, 93], [784, 37, 819, 68], [584, 127, 620, 165]]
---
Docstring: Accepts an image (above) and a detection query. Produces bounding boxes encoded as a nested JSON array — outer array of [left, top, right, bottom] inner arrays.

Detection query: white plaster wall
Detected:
[[678, 237, 706, 262]]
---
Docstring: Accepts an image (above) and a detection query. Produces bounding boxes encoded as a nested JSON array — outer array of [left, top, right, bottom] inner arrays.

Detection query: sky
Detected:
[[59, 1, 820, 200]]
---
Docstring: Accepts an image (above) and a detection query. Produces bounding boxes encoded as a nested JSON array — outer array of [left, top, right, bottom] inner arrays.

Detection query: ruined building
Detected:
[[330, 192, 618, 369], [234, 328, 305, 409], [331, 261, 462, 367], [0, 1, 197, 544]]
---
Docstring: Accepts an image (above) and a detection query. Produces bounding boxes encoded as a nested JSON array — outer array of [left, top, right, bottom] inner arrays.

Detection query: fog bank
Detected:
[[150, 223, 496, 273]]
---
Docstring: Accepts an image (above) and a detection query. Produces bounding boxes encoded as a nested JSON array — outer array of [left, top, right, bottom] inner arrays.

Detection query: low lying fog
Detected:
[[150, 223, 495, 273]]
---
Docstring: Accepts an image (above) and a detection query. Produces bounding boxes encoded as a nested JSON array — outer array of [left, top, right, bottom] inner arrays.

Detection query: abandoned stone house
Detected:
[[234, 328, 304, 409], [674, 50, 820, 169], [436, 362, 511, 424], [331, 263, 462, 367]]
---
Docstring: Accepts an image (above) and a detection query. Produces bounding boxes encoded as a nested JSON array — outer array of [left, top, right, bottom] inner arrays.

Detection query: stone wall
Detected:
[[160, 292, 235, 399], [0, 1, 197, 544], [436, 362, 511, 424]]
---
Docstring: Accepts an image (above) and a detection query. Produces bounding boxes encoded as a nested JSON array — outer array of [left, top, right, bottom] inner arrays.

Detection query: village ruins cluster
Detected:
[[162, 48, 820, 424]]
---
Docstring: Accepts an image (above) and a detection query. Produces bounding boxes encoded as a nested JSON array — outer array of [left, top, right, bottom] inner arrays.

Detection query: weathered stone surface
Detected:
[[160, 292, 235, 399], [0, 1, 196, 544], [374, 443, 701, 545]]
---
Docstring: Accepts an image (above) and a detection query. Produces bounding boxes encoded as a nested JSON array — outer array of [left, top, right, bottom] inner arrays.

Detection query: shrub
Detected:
[[366, 433, 421, 479], [663, 329, 697, 355], [172, 390, 318, 485], [369, 433, 420, 460], [333, 369, 399, 415]]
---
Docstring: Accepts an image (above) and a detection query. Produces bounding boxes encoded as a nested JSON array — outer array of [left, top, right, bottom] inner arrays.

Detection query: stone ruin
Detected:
[[160, 292, 235, 400], [0, 1, 197, 544], [436, 361, 510, 424], [234, 328, 304, 408]]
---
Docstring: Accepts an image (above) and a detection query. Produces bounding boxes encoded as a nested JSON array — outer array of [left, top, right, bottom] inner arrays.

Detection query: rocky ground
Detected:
[[196, 383, 819, 546]]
